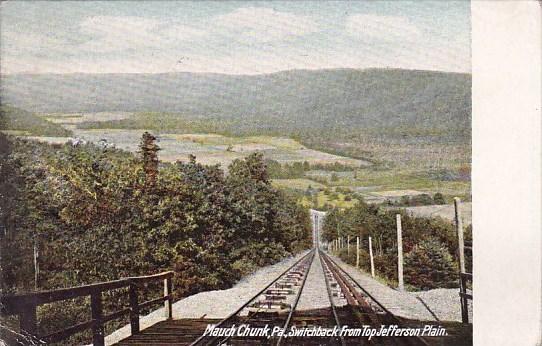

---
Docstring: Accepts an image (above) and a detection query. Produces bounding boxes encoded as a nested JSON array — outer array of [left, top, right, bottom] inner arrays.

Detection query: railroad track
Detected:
[[190, 248, 429, 346], [190, 249, 316, 346]]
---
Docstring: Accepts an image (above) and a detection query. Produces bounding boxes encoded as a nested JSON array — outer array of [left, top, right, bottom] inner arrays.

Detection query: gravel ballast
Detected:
[[297, 252, 331, 310], [328, 254, 471, 323]]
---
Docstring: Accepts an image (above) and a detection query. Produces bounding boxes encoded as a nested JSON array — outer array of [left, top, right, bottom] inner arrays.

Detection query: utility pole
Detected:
[[347, 235, 350, 256], [33, 235, 39, 289], [356, 236, 360, 268], [396, 214, 404, 291], [369, 236, 375, 278]]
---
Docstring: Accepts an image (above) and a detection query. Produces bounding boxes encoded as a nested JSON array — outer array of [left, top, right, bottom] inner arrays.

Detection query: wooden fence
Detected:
[[0, 271, 173, 345]]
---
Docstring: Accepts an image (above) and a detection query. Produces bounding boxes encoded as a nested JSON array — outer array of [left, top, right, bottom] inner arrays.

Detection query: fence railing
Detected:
[[0, 271, 174, 345]]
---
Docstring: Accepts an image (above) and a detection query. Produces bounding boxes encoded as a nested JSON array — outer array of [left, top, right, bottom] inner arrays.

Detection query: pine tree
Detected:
[[139, 132, 160, 189], [404, 237, 458, 290]]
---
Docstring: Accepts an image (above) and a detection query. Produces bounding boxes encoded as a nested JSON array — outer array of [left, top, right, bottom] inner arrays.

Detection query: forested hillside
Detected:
[[0, 132, 311, 342], [1, 69, 471, 136], [0, 105, 72, 137]]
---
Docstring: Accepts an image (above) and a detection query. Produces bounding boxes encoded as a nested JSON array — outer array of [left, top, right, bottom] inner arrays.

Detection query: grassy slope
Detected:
[[0, 105, 72, 137]]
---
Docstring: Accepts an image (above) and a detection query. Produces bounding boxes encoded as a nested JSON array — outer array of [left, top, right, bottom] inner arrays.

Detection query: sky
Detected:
[[0, 1, 471, 75]]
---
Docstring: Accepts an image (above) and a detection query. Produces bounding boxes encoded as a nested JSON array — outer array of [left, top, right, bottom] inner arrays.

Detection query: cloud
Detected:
[[345, 14, 422, 41], [0, 6, 469, 74], [1, 30, 69, 55], [214, 7, 319, 43], [78, 16, 207, 52]]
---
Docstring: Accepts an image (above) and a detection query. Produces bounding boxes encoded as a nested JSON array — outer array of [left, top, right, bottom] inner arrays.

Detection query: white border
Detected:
[[472, 1, 541, 345]]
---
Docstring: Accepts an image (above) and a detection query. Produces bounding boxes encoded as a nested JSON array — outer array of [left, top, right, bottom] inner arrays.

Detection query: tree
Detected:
[[139, 132, 160, 189], [0, 135, 312, 344], [404, 238, 458, 289], [433, 192, 446, 205]]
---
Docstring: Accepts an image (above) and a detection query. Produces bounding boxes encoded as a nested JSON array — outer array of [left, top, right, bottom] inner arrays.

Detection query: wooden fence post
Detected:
[[91, 291, 105, 346], [164, 277, 173, 319], [396, 214, 404, 291], [33, 237, 39, 290], [356, 237, 360, 268], [19, 303, 37, 337], [129, 282, 140, 335], [369, 236, 375, 278], [454, 197, 466, 273], [454, 197, 469, 323]]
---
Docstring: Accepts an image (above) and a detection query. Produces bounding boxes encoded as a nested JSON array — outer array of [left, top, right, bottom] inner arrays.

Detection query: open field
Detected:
[[1, 130, 31, 136], [22, 118, 370, 168], [381, 203, 472, 226], [404, 202, 472, 225], [162, 133, 369, 166], [319, 167, 471, 201], [7, 107, 471, 205], [42, 112, 132, 124], [271, 179, 326, 191], [299, 191, 357, 209]]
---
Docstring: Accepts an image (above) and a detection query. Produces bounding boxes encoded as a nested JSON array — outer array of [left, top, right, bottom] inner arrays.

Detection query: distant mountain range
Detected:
[[1, 68, 471, 134]]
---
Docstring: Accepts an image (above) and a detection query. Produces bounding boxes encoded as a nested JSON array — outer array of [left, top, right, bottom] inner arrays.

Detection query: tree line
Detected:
[[265, 159, 357, 180], [321, 200, 472, 290]]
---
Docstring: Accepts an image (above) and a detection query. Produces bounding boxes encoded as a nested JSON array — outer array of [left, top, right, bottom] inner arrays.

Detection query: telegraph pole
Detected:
[[396, 214, 404, 291]]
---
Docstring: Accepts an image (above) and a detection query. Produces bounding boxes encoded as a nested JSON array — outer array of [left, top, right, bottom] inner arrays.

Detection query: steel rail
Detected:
[[275, 250, 315, 346], [322, 251, 430, 346], [321, 252, 379, 345], [318, 249, 346, 346], [218, 251, 314, 346], [190, 248, 316, 346]]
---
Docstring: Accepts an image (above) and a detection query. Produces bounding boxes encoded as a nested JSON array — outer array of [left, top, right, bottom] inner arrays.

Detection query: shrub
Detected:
[[433, 192, 446, 205], [404, 238, 458, 290]]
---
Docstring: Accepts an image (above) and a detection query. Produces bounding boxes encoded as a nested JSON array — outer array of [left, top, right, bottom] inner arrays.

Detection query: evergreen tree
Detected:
[[404, 237, 458, 289], [433, 192, 446, 205], [139, 132, 160, 189]]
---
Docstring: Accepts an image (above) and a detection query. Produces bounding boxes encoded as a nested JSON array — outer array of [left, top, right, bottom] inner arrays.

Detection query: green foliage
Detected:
[[139, 131, 160, 188], [323, 200, 466, 290], [265, 159, 358, 180], [404, 238, 458, 289], [0, 133, 311, 343], [0, 105, 72, 137], [433, 192, 446, 205], [386, 193, 448, 207], [231, 242, 288, 277]]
